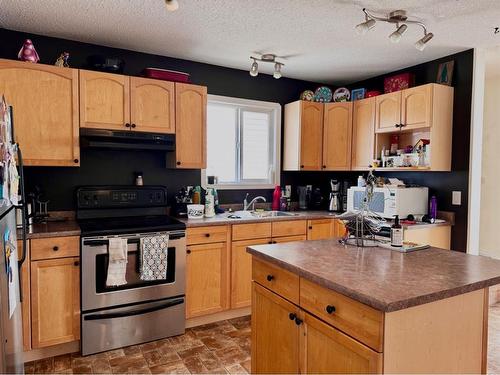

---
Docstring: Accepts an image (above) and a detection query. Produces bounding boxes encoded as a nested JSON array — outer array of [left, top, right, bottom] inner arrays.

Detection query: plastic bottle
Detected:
[[357, 176, 366, 187], [429, 196, 437, 223], [204, 188, 215, 218], [390, 215, 403, 247], [272, 185, 281, 211]]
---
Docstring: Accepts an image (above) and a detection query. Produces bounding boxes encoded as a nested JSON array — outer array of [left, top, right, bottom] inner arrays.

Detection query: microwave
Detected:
[[346, 186, 429, 219]]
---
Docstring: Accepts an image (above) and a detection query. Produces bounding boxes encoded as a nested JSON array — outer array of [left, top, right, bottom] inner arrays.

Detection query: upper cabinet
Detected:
[[130, 77, 175, 134], [323, 102, 352, 171], [375, 91, 401, 130], [351, 97, 376, 170], [0, 59, 80, 166], [400, 84, 432, 130], [79, 70, 130, 131], [171, 83, 207, 169]]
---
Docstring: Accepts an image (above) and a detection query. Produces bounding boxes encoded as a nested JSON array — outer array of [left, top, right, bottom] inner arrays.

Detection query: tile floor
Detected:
[[23, 305, 500, 374]]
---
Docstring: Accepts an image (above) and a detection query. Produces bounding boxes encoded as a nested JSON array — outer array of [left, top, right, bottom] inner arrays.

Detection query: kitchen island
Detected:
[[247, 239, 500, 374]]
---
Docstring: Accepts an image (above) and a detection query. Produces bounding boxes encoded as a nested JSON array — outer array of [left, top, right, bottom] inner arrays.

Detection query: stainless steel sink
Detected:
[[227, 210, 298, 219]]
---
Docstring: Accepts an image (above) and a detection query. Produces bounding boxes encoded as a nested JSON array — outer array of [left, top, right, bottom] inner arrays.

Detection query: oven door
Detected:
[[81, 231, 186, 311]]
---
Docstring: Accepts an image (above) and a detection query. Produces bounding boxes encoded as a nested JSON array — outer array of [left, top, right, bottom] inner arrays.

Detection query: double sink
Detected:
[[226, 210, 299, 219]]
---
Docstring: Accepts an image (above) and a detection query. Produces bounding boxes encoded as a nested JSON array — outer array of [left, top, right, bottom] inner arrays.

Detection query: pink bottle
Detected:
[[272, 186, 281, 211]]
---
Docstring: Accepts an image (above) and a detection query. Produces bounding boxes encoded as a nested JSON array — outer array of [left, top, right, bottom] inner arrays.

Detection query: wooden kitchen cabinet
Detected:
[[251, 283, 301, 374], [400, 84, 432, 130], [130, 77, 175, 134], [0, 59, 80, 166], [231, 238, 271, 308], [171, 83, 207, 169], [186, 241, 229, 318], [404, 225, 451, 250], [307, 219, 335, 240], [351, 97, 376, 170], [323, 102, 353, 170], [31, 257, 80, 348], [375, 91, 401, 131], [79, 70, 130, 131]]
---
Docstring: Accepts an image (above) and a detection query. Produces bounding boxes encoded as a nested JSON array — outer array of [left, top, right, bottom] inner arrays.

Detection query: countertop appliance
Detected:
[[341, 181, 351, 212], [347, 186, 429, 219], [328, 180, 341, 212], [0, 99, 27, 373], [77, 186, 186, 356]]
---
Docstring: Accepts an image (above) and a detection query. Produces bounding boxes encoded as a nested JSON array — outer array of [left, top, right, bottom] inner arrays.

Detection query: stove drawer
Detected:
[[31, 236, 79, 261], [187, 225, 228, 245], [81, 297, 185, 356]]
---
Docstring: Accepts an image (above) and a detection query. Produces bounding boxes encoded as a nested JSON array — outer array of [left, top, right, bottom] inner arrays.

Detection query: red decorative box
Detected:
[[143, 68, 190, 83], [384, 73, 414, 93]]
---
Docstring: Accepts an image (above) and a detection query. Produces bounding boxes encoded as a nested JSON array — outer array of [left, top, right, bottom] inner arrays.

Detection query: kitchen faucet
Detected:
[[243, 193, 267, 211]]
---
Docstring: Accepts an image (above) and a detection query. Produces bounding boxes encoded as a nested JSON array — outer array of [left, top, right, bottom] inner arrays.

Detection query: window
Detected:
[[202, 95, 281, 189]]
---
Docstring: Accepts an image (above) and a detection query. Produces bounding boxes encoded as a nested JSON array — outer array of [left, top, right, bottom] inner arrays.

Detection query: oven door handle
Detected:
[[83, 297, 184, 320]]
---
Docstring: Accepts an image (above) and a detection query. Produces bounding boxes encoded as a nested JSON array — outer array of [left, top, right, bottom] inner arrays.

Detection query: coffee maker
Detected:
[[328, 180, 341, 212]]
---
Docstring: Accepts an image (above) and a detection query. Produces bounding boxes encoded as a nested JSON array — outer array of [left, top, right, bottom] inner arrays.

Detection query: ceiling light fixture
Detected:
[[356, 8, 434, 51], [249, 54, 284, 79], [165, 0, 179, 12]]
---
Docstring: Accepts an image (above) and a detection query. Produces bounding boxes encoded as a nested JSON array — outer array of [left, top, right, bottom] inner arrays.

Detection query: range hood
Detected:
[[80, 128, 175, 151]]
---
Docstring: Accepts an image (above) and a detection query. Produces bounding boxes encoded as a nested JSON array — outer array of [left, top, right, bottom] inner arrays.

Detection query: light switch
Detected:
[[452, 191, 461, 205]]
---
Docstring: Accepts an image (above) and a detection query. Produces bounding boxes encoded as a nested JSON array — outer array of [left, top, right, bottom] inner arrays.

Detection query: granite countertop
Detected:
[[19, 220, 81, 239], [247, 239, 500, 312]]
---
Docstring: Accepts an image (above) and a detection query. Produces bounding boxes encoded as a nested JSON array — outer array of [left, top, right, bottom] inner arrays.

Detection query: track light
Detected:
[[389, 24, 407, 43], [250, 59, 258, 77], [415, 32, 434, 51], [165, 0, 179, 12], [355, 18, 376, 35], [273, 63, 282, 79]]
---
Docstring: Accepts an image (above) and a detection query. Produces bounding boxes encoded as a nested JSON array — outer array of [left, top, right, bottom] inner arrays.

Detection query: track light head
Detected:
[[389, 24, 408, 43], [273, 63, 282, 79], [165, 0, 179, 11], [250, 59, 259, 77], [355, 18, 376, 35], [415, 32, 434, 51]]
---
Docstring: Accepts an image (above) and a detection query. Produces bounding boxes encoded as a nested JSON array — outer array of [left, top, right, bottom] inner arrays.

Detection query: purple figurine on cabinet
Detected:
[[18, 39, 40, 63]]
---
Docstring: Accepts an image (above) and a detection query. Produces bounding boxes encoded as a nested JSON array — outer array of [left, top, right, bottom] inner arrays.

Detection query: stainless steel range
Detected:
[[77, 186, 186, 356]]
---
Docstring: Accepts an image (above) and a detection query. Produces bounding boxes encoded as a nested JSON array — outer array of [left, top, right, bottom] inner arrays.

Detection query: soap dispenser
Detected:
[[390, 215, 403, 247]]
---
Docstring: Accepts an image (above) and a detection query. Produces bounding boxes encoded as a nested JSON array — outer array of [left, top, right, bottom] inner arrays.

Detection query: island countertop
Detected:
[[247, 239, 500, 312]]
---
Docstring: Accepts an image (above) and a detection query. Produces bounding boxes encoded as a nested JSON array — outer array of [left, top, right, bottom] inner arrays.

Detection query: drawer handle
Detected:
[[205, 233, 210, 237], [326, 305, 336, 314], [294, 317, 303, 326], [74, 261, 79, 266], [266, 274, 274, 282], [52, 246, 59, 251], [187, 249, 191, 254], [289, 313, 296, 321]]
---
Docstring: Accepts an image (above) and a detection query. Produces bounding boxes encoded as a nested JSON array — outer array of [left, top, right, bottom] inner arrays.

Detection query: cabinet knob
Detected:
[[322, 165, 326, 169], [131, 123, 136, 128], [74, 260, 79, 266], [176, 161, 181, 166], [272, 241, 277, 244], [74, 159, 79, 163], [187, 249, 191, 254], [294, 317, 303, 326], [289, 313, 297, 321], [326, 305, 336, 314], [125, 123, 131, 128], [308, 226, 313, 230], [52, 246, 59, 251], [268, 240, 273, 244], [300, 165, 304, 169], [266, 274, 274, 282], [205, 233, 210, 237]]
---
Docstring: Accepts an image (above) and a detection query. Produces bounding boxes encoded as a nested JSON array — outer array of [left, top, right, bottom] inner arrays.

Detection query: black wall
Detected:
[[0, 29, 472, 251]]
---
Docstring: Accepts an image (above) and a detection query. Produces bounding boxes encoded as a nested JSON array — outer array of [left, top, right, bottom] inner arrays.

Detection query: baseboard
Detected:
[[186, 307, 251, 328], [24, 341, 79, 363]]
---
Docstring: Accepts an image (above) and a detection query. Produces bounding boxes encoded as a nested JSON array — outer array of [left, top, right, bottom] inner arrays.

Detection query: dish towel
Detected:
[[106, 238, 128, 287], [140, 234, 169, 281]]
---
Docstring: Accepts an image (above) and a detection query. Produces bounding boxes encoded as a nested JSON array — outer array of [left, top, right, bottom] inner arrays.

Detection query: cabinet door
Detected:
[[300, 101, 323, 170], [375, 91, 401, 130], [404, 225, 451, 250], [17, 240, 30, 352], [186, 242, 229, 318], [307, 219, 334, 240], [0, 60, 79, 166], [31, 257, 80, 348], [175, 83, 207, 169], [333, 219, 346, 237], [252, 283, 300, 374], [79, 70, 130, 131], [302, 312, 382, 374], [352, 97, 376, 170], [231, 238, 271, 308], [323, 102, 353, 170], [130, 77, 175, 134], [401, 84, 432, 130]]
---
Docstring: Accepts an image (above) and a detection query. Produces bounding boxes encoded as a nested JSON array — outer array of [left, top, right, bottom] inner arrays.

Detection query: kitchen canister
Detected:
[[187, 204, 204, 219], [205, 188, 215, 218]]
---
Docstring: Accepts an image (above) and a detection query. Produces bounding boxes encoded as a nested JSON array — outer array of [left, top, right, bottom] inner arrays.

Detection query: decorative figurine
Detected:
[[54, 52, 70, 68], [17, 39, 40, 63]]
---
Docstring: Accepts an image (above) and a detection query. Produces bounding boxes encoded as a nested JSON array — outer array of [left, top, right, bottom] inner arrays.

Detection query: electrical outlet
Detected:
[[452, 191, 462, 206], [285, 185, 292, 198]]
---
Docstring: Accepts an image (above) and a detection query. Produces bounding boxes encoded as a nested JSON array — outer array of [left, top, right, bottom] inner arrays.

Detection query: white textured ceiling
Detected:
[[1, 0, 500, 83]]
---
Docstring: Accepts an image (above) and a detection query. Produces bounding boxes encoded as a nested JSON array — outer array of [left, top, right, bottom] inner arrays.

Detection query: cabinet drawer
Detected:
[[272, 235, 307, 244], [187, 225, 228, 245], [232, 222, 272, 241], [300, 278, 384, 352], [31, 236, 79, 261], [271, 220, 306, 237], [253, 258, 299, 304]]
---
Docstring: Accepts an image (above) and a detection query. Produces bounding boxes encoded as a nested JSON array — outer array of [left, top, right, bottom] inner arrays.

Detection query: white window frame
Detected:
[[202, 94, 281, 190]]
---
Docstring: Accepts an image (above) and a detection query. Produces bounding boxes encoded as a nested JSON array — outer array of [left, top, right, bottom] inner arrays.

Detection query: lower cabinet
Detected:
[[186, 242, 229, 318], [307, 219, 334, 240], [404, 225, 451, 250], [252, 282, 383, 374], [31, 257, 80, 348]]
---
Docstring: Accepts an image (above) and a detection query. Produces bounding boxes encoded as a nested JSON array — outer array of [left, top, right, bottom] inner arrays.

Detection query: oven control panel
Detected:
[[77, 186, 167, 208]]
